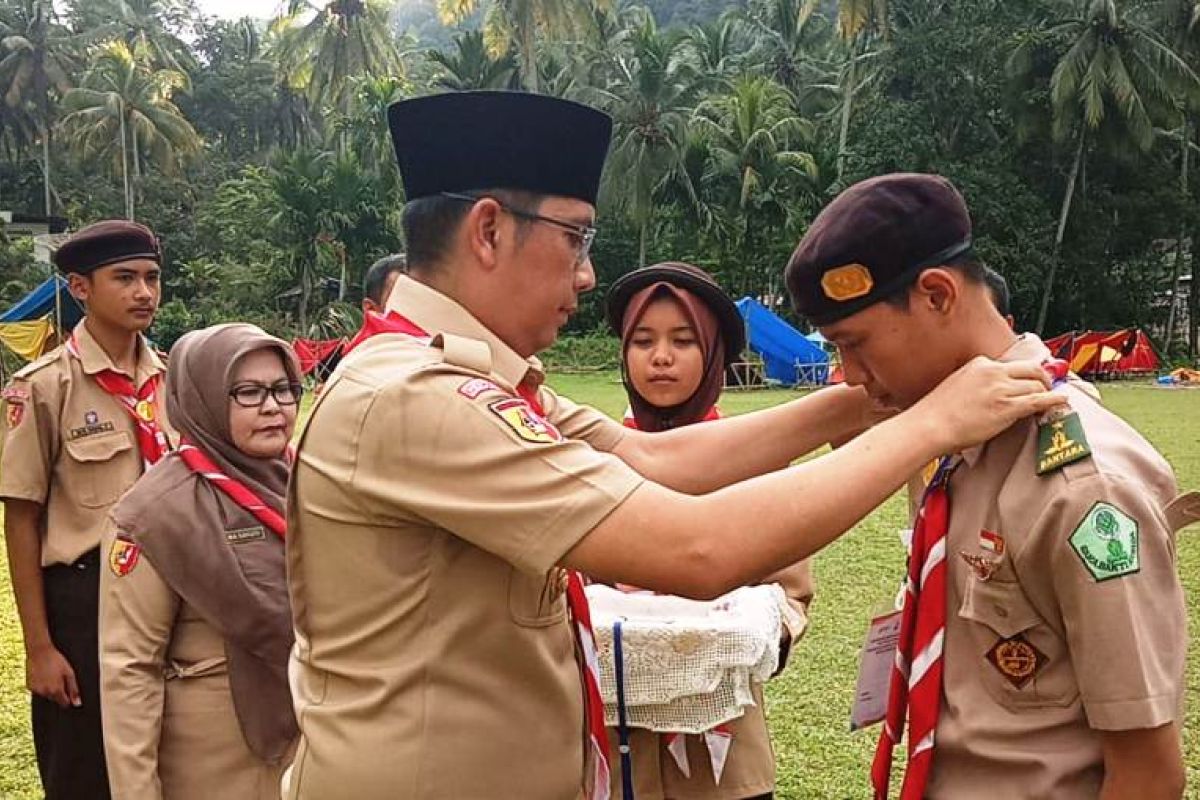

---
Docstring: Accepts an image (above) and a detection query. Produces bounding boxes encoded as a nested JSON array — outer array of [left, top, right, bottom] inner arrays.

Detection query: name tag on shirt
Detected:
[[226, 526, 266, 544], [850, 609, 903, 731]]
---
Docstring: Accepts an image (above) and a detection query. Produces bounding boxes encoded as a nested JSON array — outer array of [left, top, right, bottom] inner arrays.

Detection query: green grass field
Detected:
[[0, 376, 1197, 799]]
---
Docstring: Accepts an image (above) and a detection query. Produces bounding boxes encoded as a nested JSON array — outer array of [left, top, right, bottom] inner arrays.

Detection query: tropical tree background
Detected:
[[0, 0, 1196, 359]]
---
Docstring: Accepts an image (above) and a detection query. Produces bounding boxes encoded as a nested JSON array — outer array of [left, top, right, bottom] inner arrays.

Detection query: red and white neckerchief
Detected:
[[66, 333, 170, 469], [871, 456, 955, 800], [621, 405, 721, 429], [664, 723, 734, 783], [362, 311, 612, 800], [343, 309, 432, 354], [177, 439, 286, 539]]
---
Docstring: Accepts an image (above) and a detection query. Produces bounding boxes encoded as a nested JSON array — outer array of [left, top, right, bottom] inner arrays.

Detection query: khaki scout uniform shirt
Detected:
[[928, 335, 1188, 799], [608, 562, 814, 800], [99, 523, 291, 800], [0, 322, 171, 566], [284, 276, 645, 800]]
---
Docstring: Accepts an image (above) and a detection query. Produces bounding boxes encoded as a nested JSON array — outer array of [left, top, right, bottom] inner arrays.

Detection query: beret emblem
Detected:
[[821, 263, 874, 302]]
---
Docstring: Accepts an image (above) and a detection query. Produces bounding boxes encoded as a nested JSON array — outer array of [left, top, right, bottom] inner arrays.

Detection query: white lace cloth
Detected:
[[585, 584, 785, 734]]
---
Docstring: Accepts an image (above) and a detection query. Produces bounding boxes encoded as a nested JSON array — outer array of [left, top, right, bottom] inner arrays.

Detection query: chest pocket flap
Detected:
[[959, 576, 1043, 639], [64, 431, 135, 508], [65, 430, 134, 463]]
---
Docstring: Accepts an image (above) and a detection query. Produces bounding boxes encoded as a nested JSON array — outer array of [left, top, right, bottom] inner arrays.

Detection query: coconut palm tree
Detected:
[[273, 0, 403, 120], [77, 0, 197, 76], [58, 39, 201, 219], [591, 9, 699, 264], [695, 75, 819, 292], [427, 30, 518, 91], [1008, 0, 1200, 333], [0, 0, 75, 215], [436, 0, 600, 92], [835, 0, 888, 182]]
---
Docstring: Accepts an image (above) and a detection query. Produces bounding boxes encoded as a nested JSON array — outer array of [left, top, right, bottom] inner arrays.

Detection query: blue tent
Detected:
[[0, 275, 84, 328], [735, 296, 829, 385]]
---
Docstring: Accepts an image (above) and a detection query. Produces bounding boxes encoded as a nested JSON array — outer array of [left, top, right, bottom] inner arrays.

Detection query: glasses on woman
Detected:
[[229, 382, 304, 408], [440, 192, 597, 267]]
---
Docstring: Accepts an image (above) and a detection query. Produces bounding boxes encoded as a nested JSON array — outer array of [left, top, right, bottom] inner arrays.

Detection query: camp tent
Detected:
[[0, 275, 83, 361], [1043, 329, 1160, 377], [735, 297, 829, 385]]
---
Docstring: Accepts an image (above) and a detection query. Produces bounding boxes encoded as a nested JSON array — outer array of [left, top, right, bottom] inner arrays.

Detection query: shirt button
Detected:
[[993, 605, 1009, 618]]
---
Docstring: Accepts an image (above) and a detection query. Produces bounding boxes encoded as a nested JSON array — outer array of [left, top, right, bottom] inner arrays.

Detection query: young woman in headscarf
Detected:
[[99, 324, 301, 800], [603, 263, 814, 800]]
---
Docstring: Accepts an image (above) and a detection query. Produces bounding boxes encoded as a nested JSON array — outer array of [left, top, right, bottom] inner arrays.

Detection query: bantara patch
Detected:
[[1069, 502, 1140, 582]]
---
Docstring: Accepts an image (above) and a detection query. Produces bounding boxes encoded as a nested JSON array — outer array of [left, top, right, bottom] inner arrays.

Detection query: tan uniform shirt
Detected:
[[608, 561, 814, 800], [0, 322, 170, 566], [99, 522, 291, 800], [928, 335, 1188, 799], [284, 276, 645, 800]]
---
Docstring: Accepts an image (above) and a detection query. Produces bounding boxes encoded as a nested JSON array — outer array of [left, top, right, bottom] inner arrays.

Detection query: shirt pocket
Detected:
[[63, 430, 135, 508], [958, 575, 1078, 709], [508, 567, 568, 628]]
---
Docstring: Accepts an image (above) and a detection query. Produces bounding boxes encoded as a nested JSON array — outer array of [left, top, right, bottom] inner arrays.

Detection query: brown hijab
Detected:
[[110, 323, 300, 763], [620, 282, 726, 432]]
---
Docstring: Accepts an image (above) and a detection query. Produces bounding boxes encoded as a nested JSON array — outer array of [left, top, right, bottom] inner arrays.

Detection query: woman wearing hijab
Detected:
[[603, 263, 814, 800], [99, 324, 301, 800]]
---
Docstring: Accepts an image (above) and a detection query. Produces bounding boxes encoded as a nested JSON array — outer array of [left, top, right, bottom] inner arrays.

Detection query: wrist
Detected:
[[24, 634, 54, 655], [886, 406, 949, 465]]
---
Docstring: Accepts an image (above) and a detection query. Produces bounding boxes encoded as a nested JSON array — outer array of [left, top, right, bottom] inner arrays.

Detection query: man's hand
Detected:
[[913, 356, 1066, 455], [26, 642, 81, 708]]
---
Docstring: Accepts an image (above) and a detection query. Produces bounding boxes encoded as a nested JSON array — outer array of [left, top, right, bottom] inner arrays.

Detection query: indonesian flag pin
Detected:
[[980, 529, 1006, 556]]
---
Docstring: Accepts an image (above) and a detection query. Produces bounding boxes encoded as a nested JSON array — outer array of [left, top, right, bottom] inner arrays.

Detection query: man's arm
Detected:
[[1099, 724, 1184, 800], [4, 499, 79, 708], [566, 356, 1065, 598], [611, 383, 877, 494]]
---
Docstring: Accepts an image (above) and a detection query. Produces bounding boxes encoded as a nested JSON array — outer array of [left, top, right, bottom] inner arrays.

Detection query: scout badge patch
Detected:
[[3, 386, 27, 428], [986, 634, 1047, 689], [821, 263, 874, 301], [1036, 358, 1092, 475], [1069, 502, 1140, 581], [489, 397, 563, 444], [1036, 413, 1092, 474], [109, 538, 141, 577]]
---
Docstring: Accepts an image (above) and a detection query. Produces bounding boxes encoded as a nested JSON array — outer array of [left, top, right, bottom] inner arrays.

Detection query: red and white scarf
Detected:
[[178, 440, 287, 539], [67, 333, 170, 468], [871, 456, 954, 799], [361, 310, 612, 800]]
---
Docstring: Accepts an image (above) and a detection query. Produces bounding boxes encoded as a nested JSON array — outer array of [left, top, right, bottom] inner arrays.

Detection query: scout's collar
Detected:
[[71, 321, 165, 387], [386, 275, 544, 390]]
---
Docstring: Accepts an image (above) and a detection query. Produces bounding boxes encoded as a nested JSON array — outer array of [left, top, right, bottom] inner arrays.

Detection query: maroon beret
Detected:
[[53, 220, 161, 275], [784, 173, 972, 325]]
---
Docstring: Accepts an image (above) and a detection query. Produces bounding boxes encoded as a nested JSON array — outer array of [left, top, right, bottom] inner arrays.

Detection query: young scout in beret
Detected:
[[0, 220, 175, 799], [784, 172, 1198, 800], [284, 92, 1064, 800]]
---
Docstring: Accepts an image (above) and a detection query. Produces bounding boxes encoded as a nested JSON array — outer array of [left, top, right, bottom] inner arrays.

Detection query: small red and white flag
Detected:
[[980, 530, 1005, 556]]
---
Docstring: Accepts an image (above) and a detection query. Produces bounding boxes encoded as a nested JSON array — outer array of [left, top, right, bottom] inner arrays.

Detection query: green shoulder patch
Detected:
[[1036, 411, 1092, 475], [1068, 502, 1140, 582]]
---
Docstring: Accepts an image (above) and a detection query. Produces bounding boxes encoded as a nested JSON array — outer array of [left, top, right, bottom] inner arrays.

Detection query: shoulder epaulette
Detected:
[[12, 347, 65, 381]]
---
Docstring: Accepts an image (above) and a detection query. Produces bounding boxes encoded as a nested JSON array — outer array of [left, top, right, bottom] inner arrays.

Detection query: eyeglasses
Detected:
[[441, 192, 597, 267], [229, 382, 303, 408]]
